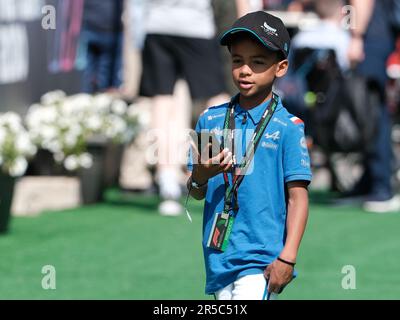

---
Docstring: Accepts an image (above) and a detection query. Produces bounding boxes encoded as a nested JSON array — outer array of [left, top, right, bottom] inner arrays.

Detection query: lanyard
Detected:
[[222, 93, 278, 214]]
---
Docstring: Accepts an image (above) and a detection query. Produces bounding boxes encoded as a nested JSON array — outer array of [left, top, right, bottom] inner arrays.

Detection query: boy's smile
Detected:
[[230, 36, 288, 109]]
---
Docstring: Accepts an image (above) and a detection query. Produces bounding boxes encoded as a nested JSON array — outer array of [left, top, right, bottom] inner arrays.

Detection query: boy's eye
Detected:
[[253, 60, 266, 65], [232, 59, 242, 64]]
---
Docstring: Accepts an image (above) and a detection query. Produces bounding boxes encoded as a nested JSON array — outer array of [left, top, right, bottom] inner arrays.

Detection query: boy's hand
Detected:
[[191, 142, 233, 185], [263, 259, 294, 294]]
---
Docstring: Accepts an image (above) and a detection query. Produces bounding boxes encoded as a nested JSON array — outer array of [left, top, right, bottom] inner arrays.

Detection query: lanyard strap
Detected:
[[222, 93, 278, 213]]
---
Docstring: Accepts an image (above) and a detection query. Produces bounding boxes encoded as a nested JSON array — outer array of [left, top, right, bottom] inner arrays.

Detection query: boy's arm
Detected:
[[264, 181, 309, 294], [280, 181, 309, 262]]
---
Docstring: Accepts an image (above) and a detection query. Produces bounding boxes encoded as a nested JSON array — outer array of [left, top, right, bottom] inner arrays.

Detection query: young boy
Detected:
[[187, 11, 312, 300]]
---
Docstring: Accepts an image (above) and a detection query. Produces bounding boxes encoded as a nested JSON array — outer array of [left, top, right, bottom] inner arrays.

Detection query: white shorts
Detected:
[[215, 274, 278, 300]]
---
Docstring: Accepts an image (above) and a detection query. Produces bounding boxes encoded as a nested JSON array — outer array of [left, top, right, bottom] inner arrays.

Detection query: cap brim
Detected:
[[220, 27, 280, 52]]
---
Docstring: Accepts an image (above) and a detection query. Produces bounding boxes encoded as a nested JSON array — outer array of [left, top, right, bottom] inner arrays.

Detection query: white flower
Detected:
[[117, 119, 127, 134], [41, 126, 58, 142], [111, 99, 128, 115], [15, 132, 33, 154], [58, 117, 74, 130], [127, 104, 140, 119], [69, 124, 82, 136], [70, 94, 92, 109], [46, 140, 62, 153], [79, 153, 93, 169], [21, 91, 141, 172], [0, 127, 6, 145], [53, 152, 65, 163], [64, 133, 78, 148], [28, 103, 41, 113], [64, 155, 79, 171], [40, 90, 66, 105], [27, 105, 58, 127], [0, 112, 22, 133], [9, 157, 28, 177], [40, 106, 58, 123], [105, 115, 127, 140], [62, 94, 92, 115], [1, 112, 36, 176], [87, 115, 103, 131], [93, 94, 112, 112]]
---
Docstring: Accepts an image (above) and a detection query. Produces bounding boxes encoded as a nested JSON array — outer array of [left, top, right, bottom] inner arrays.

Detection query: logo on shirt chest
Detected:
[[261, 131, 281, 151], [265, 131, 281, 141], [261, 141, 279, 150]]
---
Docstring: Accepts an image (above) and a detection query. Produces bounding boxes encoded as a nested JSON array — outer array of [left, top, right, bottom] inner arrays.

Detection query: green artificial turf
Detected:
[[0, 189, 399, 300]]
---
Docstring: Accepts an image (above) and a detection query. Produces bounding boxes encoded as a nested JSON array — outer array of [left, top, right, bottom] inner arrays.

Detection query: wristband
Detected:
[[277, 257, 296, 267], [190, 176, 208, 189]]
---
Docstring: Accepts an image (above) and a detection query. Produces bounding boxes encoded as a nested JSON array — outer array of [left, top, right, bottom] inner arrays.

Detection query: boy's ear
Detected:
[[275, 59, 289, 78]]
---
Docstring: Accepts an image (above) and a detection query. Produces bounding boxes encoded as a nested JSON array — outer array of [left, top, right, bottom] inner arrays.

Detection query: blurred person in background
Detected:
[[291, 0, 350, 71], [275, 0, 349, 144], [81, 0, 124, 93], [262, 0, 314, 11], [284, 0, 349, 144], [139, 0, 229, 216], [347, 0, 399, 212]]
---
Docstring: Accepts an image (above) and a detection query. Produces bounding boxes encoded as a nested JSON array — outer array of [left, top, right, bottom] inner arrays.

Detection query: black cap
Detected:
[[220, 11, 290, 59]]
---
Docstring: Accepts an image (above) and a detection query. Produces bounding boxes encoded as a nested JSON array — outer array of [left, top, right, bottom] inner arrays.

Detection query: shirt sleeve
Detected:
[[282, 121, 312, 184]]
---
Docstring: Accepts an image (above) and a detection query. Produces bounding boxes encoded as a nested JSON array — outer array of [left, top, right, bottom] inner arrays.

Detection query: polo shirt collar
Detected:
[[234, 95, 281, 125]]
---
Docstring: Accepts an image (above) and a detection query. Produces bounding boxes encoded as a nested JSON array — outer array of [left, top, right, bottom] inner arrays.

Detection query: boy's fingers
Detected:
[[211, 148, 230, 164], [267, 275, 280, 293], [269, 283, 279, 294], [216, 152, 233, 173], [264, 265, 271, 280], [267, 278, 273, 293], [221, 154, 234, 172], [220, 152, 232, 165]]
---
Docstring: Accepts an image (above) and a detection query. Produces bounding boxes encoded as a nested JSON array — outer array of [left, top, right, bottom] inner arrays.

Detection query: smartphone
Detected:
[[189, 130, 224, 159]]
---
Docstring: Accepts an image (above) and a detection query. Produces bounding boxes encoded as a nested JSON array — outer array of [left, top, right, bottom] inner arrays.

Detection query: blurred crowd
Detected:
[[74, 0, 400, 214]]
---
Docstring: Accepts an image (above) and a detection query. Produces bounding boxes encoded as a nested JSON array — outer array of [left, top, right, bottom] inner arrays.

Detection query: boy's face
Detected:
[[230, 37, 288, 100]]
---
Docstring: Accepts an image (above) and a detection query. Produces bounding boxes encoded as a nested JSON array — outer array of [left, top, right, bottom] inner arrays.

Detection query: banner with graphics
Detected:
[[0, 0, 83, 114]]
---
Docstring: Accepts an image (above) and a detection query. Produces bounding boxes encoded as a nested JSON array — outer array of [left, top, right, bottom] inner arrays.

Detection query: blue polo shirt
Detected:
[[189, 95, 312, 294]]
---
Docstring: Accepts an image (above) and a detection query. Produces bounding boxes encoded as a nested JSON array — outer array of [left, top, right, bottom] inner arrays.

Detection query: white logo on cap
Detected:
[[261, 22, 278, 37]]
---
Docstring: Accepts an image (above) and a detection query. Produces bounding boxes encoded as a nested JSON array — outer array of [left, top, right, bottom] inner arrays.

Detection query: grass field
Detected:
[[0, 189, 399, 300]]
